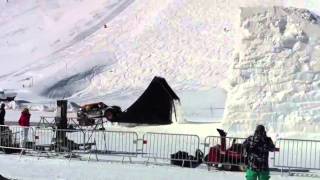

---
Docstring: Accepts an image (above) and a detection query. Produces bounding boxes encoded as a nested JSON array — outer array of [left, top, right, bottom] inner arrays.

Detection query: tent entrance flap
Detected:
[[114, 76, 180, 125]]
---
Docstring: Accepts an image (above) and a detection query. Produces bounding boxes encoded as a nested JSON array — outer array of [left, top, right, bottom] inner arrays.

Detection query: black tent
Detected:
[[114, 76, 180, 125]]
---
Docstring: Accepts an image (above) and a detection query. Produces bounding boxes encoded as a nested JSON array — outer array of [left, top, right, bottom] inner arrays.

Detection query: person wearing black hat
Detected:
[[243, 125, 276, 180], [0, 103, 5, 126]]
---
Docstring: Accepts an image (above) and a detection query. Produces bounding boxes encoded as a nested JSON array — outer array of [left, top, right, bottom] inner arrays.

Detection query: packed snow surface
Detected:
[[0, 154, 313, 180]]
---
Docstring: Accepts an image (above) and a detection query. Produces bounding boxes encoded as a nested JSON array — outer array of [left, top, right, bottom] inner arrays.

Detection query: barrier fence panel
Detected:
[[203, 136, 246, 169], [34, 128, 139, 159], [33, 127, 55, 152], [0, 125, 35, 153], [86, 130, 139, 157], [142, 132, 200, 164], [34, 128, 87, 155], [274, 138, 320, 170]]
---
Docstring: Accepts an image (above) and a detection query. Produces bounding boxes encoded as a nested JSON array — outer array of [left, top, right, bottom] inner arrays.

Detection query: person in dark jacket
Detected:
[[0, 103, 5, 126], [243, 125, 276, 180], [18, 108, 31, 148]]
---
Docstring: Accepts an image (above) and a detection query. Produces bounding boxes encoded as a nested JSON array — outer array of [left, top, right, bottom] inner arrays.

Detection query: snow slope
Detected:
[[0, 0, 133, 75], [2, 0, 320, 100]]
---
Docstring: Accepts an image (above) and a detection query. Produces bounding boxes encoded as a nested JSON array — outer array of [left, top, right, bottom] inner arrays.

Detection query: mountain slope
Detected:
[[0, 0, 133, 76], [2, 0, 320, 101], [2, 1, 320, 127]]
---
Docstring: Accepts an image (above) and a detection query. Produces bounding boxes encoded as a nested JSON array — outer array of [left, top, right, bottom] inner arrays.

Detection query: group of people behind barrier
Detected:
[[0, 103, 31, 148]]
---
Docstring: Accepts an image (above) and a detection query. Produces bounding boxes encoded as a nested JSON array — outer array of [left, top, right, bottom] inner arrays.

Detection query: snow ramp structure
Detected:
[[223, 7, 320, 136], [113, 76, 180, 125]]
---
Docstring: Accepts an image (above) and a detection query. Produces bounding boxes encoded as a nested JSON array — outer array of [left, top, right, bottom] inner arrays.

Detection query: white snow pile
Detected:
[[223, 6, 320, 138]]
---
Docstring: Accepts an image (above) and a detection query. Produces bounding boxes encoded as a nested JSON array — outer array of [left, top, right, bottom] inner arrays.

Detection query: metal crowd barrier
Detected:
[[33, 128, 139, 160], [274, 138, 320, 170], [33, 128, 88, 157], [203, 136, 246, 170], [86, 130, 139, 157], [4, 124, 320, 174], [142, 132, 200, 165], [0, 125, 35, 154]]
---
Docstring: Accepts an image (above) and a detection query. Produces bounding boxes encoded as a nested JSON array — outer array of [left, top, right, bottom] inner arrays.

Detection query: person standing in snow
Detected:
[[0, 103, 5, 126], [18, 108, 31, 148], [243, 125, 276, 180], [0, 103, 5, 133]]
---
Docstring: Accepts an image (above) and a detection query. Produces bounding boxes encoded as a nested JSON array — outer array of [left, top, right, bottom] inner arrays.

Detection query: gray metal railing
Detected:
[[142, 132, 201, 165], [274, 138, 320, 170], [33, 127, 139, 160], [86, 130, 139, 157], [33, 128, 88, 157], [0, 125, 35, 154], [1, 124, 320, 174]]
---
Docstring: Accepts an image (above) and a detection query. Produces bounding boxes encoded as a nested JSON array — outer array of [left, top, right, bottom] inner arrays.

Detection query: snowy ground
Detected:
[[0, 154, 315, 180]]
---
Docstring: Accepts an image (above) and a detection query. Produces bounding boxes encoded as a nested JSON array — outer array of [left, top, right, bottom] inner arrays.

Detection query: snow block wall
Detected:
[[223, 7, 320, 136]]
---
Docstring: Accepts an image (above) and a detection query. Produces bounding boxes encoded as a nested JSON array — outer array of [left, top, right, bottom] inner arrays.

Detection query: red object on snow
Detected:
[[18, 111, 31, 127], [206, 129, 246, 167], [207, 145, 221, 164]]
